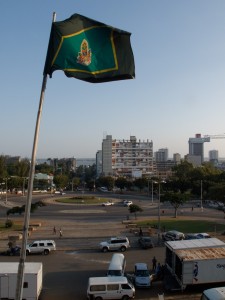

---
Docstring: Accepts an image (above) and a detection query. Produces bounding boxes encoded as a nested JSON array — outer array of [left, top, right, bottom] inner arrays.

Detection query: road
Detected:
[[0, 247, 203, 300], [0, 192, 224, 299]]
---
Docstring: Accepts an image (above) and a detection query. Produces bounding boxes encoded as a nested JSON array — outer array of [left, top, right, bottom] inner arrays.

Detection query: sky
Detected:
[[1, 0, 225, 159]]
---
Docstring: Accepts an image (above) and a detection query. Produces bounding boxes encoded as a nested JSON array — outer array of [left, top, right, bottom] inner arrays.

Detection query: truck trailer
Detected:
[[165, 238, 225, 290], [0, 262, 43, 300]]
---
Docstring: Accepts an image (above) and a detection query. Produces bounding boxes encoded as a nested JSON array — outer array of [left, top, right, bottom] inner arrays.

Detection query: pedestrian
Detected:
[[53, 226, 56, 234], [152, 256, 157, 271], [156, 262, 161, 276], [59, 228, 63, 237], [192, 206, 194, 212], [139, 227, 143, 236]]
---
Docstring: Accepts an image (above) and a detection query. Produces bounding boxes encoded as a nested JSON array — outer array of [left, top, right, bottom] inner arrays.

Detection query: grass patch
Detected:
[[55, 196, 108, 204], [136, 219, 225, 234], [0, 222, 23, 232]]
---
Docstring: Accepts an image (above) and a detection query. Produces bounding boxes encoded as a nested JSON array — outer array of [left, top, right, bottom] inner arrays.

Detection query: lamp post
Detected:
[[0, 182, 4, 200], [22, 177, 28, 196], [2, 178, 9, 203], [200, 180, 203, 212], [151, 180, 154, 204], [5, 178, 8, 203], [157, 182, 161, 245]]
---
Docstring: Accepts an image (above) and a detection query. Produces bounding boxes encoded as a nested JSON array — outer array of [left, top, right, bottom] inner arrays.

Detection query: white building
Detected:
[[101, 135, 155, 177]]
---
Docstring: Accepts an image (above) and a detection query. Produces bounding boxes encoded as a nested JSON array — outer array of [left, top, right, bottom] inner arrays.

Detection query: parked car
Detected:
[[138, 237, 154, 249], [6, 246, 21, 256], [26, 240, 56, 255], [196, 232, 211, 239], [184, 233, 200, 240], [162, 230, 185, 241], [133, 263, 151, 288], [124, 200, 133, 207], [98, 187, 109, 192], [102, 201, 114, 206], [99, 237, 130, 252]]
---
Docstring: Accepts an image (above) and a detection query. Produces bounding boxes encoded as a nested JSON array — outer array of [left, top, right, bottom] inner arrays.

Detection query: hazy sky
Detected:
[[1, 1, 225, 159]]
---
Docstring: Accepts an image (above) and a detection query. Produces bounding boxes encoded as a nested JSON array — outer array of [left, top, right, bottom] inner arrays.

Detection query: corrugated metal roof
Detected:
[[166, 238, 225, 250], [0, 262, 42, 273], [175, 247, 225, 261]]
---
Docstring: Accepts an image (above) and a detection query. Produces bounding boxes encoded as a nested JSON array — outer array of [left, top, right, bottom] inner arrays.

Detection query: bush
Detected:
[[5, 219, 13, 228]]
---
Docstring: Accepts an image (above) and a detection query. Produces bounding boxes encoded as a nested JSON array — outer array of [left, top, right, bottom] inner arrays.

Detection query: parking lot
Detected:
[[0, 195, 223, 299]]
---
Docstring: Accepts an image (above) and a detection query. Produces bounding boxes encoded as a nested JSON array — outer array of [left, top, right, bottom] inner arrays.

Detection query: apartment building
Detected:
[[101, 135, 155, 177]]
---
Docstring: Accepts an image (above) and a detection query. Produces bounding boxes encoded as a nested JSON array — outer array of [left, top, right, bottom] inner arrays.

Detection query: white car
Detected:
[[102, 202, 114, 206], [124, 200, 133, 207], [99, 187, 109, 192], [100, 237, 130, 252]]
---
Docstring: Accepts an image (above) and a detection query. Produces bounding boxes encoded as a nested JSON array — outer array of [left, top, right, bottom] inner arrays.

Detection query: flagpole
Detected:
[[15, 12, 56, 300]]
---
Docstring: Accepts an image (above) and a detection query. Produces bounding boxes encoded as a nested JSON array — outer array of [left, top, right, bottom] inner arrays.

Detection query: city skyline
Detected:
[[1, 1, 225, 159], [3, 134, 224, 162]]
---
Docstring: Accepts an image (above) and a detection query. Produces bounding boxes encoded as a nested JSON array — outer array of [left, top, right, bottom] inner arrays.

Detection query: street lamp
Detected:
[[151, 180, 154, 204], [5, 178, 8, 203], [200, 180, 203, 212], [155, 180, 166, 245], [22, 177, 28, 196], [157, 182, 161, 245], [3, 178, 9, 203]]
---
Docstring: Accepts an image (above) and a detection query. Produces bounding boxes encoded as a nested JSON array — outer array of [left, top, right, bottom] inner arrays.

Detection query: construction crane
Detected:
[[203, 134, 225, 140]]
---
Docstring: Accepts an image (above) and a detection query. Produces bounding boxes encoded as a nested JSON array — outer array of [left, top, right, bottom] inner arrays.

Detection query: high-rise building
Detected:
[[101, 135, 154, 177], [96, 150, 102, 178], [209, 150, 219, 162], [155, 148, 168, 162], [188, 133, 210, 164], [173, 153, 181, 163]]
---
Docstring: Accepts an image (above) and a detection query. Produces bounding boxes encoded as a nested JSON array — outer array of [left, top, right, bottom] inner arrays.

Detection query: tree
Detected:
[[115, 177, 128, 192], [129, 204, 143, 219], [0, 156, 7, 178], [35, 163, 53, 174], [162, 191, 190, 218], [96, 176, 114, 191], [53, 175, 69, 190], [70, 177, 80, 190], [208, 184, 225, 203], [15, 159, 30, 177], [133, 178, 147, 192]]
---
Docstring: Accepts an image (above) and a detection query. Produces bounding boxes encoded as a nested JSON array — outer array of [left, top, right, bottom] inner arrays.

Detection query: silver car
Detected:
[[162, 230, 185, 241], [100, 237, 130, 252], [26, 240, 56, 255]]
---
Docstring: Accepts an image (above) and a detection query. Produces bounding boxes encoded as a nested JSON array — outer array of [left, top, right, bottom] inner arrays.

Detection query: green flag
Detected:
[[44, 14, 135, 83]]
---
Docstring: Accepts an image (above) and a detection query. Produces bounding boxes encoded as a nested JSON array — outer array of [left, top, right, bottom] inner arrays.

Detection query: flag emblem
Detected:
[[44, 14, 135, 83], [77, 39, 92, 66]]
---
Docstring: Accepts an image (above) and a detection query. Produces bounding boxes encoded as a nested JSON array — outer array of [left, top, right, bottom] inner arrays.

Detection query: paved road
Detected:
[[0, 194, 224, 299]]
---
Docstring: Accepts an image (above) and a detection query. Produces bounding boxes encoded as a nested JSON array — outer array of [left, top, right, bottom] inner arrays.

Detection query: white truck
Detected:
[[0, 262, 43, 300], [201, 287, 225, 300], [164, 238, 225, 290]]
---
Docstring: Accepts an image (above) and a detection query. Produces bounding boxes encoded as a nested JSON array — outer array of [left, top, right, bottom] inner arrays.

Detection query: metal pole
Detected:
[[151, 180, 154, 204], [15, 74, 48, 300], [157, 182, 161, 245], [5, 178, 8, 203], [200, 180, 203, 212], [15, 12, 56, 299]]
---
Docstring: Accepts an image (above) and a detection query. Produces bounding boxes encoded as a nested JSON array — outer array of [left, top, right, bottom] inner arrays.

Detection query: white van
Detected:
[[201, 287, 225, 300], [87, 276, 135, 300], [107, 253, 126, 276], [134, 263, 151, 288]]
